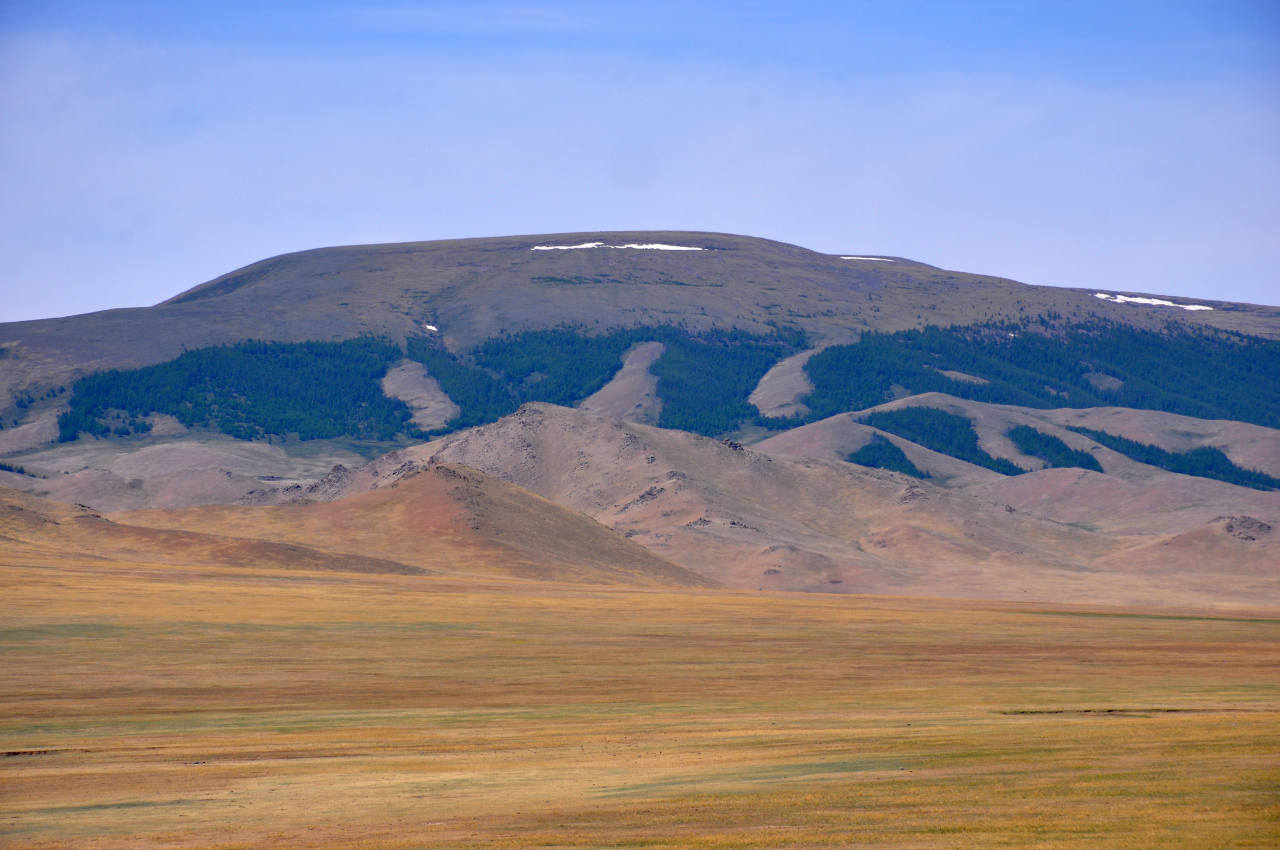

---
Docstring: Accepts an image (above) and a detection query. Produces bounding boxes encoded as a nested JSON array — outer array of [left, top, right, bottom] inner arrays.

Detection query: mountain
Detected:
[[3, 231, 1275, 422], [2, 231, 1278, 606], [233, 401, 1272, 609]]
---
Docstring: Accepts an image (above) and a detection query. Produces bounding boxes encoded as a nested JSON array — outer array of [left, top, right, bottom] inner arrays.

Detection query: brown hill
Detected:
[[757, 393, 1280, 538], [759, 392, 1280, 479], [2, 435, 367, 512], [1095, 515, 1275, 580], [754, 411, 1003, 486], [279, 402, 1279, 608], [117, 462, 708, 588], [5, 455, 704, 588], [967, 467, 1280, 537], [0, 486, 427, 576]]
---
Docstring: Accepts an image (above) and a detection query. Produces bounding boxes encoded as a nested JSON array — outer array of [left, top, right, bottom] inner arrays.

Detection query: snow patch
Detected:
[[615, 243, 703, 251], [531, 242, 703, 252], [1094, 293, 1213, 311], [840, 256, 895, 262]]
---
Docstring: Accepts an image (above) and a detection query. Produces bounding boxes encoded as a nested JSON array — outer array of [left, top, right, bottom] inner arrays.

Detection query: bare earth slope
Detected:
[[576, 340, 664, 422], [380, 359, 460, 429], [4, 455, 702, 588], [0, 486, 428, 576], [749, 348, 818, 418], [3, 436, 368, 512], [274, 402, 1279, 609], [117, 462, 707, 588]]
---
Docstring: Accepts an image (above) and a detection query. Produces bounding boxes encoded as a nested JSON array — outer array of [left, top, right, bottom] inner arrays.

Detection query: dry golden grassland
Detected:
[[2, 553, 1277, 848]]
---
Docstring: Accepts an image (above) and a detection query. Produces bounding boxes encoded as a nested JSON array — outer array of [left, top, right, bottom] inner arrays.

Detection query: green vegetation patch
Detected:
[[475, 328, 638, 408], [58, 338, 410, 442], [1068, 427, 1280, 491], [649, 328, 797, 436], [861, 408, 1024, 476], [847, 433, 930, 478], [409, 325, 802, 437], [406, 327, 642, 429], [1006, 425, 1103, 472], [791, 321, 1280, 428], [57, 325, 802, 445]]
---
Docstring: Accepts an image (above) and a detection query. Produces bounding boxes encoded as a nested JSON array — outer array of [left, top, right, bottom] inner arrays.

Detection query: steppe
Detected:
[[3, 501, 1277, 848]]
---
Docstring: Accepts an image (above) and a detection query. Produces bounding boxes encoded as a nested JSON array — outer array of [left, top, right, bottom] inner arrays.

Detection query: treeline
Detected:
[[475, 328, 636, 407], [1068, 427, 1280, 491], [58, 325, 803, 446], [404, 327, 644, 430], [846, 434, 929, 478], [1006, 425, 1103, 472], [860, 408, 1025, 476], [785, 321, 1280, 428], [649, 329, 796, 436], [408, 325, 802, 437], [58, 338, 410, 442], [404, 339, 520, 429]]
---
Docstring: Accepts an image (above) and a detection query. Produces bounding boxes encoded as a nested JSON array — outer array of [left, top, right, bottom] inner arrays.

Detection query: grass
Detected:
[[1, 552, 1277, 848]]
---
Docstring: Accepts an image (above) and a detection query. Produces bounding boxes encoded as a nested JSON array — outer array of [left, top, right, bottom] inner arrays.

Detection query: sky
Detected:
[[1, 1, 1277, 322]]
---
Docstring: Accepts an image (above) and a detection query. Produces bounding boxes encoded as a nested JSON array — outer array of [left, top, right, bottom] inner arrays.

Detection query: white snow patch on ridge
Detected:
[[1094, 292, 1213, 311], [531, 242, 703, 251], [616, 243, 703, 251], [840, 256, 895, 262]]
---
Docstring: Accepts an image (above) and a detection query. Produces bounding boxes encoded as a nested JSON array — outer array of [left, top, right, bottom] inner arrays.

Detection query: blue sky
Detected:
[[1, 1, 1277, 321]]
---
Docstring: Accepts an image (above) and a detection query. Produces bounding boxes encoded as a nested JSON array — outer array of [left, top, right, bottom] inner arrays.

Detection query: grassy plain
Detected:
[[2, 553, 1278, 848]]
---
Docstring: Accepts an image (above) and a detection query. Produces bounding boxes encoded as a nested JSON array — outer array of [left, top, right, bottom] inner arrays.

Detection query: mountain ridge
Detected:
[[241, 400, 1275, 608], [4, 231, 1276, 423], [3, 230, 1277, 607]]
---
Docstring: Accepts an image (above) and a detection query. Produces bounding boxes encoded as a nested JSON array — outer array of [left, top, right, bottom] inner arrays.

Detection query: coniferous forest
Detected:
[[59, 326, 803, 444], [859, 408, 1025, 476], [1006, 425, 1104, 472], [55, 319, 1280, 477], [1068, 427, 1280, 491], [791, 322, 1280, 429], [58, 338, 410, 442], [846, 433, 930, 478], [408, 325, 800, 437]]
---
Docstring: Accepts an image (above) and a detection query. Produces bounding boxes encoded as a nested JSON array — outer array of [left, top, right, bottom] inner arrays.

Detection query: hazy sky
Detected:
[[2, 1, 1277, 322]]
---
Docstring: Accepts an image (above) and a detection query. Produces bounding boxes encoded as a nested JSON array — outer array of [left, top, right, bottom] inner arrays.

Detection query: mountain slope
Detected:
[[4, 230, 1278, 608], [4, 458, 704, 588], [271, 402, 1280, 608], [758, 393, 1280, 536], [117, 462, 708, 587], [758, 393, 1280, 481], [4, 230, 1275, 421], [0, 486, 428, 576]]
